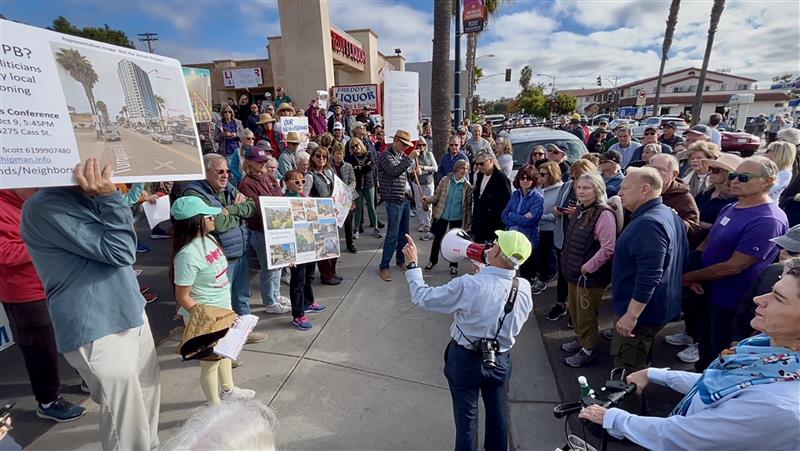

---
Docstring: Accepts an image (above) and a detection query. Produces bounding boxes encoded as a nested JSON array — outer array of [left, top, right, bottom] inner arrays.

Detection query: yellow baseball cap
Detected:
[[494, 230, 532, 266]]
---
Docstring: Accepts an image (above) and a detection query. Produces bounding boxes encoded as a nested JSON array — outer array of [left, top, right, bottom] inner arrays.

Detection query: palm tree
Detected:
[[121, 105, 129, 125], [691, 0, 726, 126], [431, 0, 453, 161], [95, 100, 109, 126], [653, 0, 681, 116], [519, 64, 533, 93], [154, 95, 166, 130], [464, 0, 508, 119], [55, 48, 99, 117]]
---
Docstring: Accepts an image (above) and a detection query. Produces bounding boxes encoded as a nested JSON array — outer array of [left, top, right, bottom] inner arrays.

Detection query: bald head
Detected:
[[619, 167, 663, 212]]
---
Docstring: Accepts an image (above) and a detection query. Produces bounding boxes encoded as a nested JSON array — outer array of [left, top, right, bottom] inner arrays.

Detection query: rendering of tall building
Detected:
[[117, 59, 160, 126]]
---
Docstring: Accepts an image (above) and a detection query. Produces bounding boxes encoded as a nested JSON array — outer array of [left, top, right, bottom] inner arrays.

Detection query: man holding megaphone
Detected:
[[401, 231, 533, 451]]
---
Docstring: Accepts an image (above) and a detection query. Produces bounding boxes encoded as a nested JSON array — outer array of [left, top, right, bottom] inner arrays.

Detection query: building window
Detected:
[[737, 84, 750, 90], [704, 85, 710, 92], [673, 87, 681, 93], [775, 103, 785, 107], [720, 84, 726, 91]]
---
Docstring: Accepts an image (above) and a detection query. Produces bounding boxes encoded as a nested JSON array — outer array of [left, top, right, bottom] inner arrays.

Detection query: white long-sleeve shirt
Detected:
[[602, 367, 800, 451]]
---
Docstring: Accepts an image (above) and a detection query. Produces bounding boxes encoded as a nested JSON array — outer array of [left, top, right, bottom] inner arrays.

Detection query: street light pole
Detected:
[[454, 0, 462, 128]]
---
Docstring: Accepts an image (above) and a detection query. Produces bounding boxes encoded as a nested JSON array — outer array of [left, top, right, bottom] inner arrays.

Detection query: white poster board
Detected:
[[332, 175, 354, 228], [142, 195, 171, 230], [383, 71, 420, 143], [0, 307, 14, 351], [0, 19, 205, 189], [261, 196, 341, 269], [278, 116, 310, 150], [316, 90, 330, 110], [223, 68, 263, 88]]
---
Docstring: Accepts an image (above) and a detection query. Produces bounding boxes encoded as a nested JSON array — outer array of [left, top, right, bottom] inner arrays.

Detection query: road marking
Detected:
[[154, 160, 175, 170]]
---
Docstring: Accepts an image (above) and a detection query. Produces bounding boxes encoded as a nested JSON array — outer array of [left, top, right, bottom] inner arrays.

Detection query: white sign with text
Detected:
[[383, 71, 420, 143]]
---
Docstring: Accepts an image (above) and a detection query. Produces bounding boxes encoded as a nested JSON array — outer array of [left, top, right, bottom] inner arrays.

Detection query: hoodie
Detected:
[[0, 190, 46, 303]]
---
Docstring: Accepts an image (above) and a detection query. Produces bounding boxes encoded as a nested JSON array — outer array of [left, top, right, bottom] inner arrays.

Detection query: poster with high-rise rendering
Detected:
[[182, 67, 213, 123], [0, 18, 204, 189]]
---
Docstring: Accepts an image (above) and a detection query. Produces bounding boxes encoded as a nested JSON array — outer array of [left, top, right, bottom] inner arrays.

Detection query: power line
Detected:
[[137, 32, 158, 54]]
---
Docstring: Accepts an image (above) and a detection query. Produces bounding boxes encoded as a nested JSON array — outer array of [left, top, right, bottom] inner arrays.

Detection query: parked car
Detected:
[[720, 130, 760, 157], [507, 128, 588, 180], [631, 116, 688, 138], [591, 114, 613, 125], [154, 132, 174, 144], [102, 126, 121, 142], [608, 118, 638, 130]]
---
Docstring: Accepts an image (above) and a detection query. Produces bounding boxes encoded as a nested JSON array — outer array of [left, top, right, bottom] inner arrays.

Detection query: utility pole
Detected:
[[138, 33, 158, 54], [454, 0, 462, 127]]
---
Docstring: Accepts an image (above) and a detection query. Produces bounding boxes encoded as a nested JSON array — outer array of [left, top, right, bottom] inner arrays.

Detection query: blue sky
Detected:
[[3, 0, 798, 100]]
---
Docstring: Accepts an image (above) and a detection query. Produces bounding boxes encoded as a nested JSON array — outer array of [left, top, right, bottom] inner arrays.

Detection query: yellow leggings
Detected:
[[200, 358, 235, 405]]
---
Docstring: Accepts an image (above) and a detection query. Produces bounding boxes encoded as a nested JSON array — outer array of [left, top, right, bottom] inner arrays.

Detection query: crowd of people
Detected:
[[1, 83, 799, 450]]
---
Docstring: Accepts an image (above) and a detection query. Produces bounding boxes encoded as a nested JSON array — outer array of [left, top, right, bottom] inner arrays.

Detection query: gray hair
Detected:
[[296, 150, 310, 164], [203, 153, 226, 171], [161, 400, 276, 451], [777, 128, 800, 146], [746, 155, 779, 190], [650, 153, 680, 173], [243, 129, 255, 139], [475, 150, 496, 162], [472, 124, 482, 133], [576, 173, 608, 204], [453, 159, 470, 172], [642, 143, 662, 156]]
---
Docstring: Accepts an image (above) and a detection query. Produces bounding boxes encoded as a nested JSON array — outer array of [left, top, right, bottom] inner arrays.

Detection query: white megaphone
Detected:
[[441, 228, 490, 264]]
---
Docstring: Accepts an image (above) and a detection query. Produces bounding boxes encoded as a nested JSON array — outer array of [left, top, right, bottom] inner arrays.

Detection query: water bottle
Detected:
[[578, 376, 596, 399]]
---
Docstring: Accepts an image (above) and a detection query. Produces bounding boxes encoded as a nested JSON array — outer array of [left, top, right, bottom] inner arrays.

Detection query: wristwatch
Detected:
[[406, 262, 418, 270]]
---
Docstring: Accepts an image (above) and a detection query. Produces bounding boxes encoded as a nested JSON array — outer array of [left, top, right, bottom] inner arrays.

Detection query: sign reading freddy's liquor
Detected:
[[330, 28, 366, 66]]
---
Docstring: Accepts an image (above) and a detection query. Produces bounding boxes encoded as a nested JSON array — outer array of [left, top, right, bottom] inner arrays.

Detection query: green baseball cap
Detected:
[[494, 230, 532, 266], [171, 196, 222, 220]]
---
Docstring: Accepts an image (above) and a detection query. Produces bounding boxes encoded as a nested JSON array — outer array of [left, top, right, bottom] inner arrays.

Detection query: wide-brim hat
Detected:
[[277, 102, 295, 113], [285, 132, 301, 144], [392, 129, 414, 147], [257, 113, 277, 125], [703, 153, 743, 173]]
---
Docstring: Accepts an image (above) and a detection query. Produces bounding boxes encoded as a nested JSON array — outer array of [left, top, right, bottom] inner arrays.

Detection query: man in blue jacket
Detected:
[[612, 167, 687, 372]]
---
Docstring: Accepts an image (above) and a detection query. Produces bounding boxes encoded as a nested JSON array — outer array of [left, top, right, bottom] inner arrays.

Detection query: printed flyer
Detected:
[[0, 19, 204, 188], [261, 196, 341, 269]]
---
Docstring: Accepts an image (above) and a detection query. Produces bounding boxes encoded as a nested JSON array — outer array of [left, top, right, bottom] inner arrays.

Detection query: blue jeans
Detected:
[[226, 254, 252, 315], [380, 200, 410, 269], [248, 230, 281, 306], [444, 341, 512, 451]]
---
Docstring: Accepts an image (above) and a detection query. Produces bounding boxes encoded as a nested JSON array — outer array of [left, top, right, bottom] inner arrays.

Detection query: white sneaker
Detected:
[[265, 303, 291, 314], [220, 386, 255, 402], [677, 343, 700, 363], [277, 296, 291, 307], [354, 231, 360, 240], [665, 330, 693, 346]]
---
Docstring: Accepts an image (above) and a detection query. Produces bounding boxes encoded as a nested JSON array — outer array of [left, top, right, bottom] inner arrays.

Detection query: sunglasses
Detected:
[[216, 169, 232, 175], [203, 215, 215, 220], [532, 152, 545, 157], [539, 171, 549, 177], [709, 167, 726, 174], [449, 144, 459, 147], [644, 131, 657, 136], [475, 161, 486, 166], [548, 149, 562, 154], [728, 172, 764, 183], [289, 179, 304, 185], [314, 154, 328, 159], [520, 176, 534, 181]]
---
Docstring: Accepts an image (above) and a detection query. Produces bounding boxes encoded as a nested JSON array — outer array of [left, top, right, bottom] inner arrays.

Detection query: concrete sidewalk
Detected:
[[22, 235, 564, 450]]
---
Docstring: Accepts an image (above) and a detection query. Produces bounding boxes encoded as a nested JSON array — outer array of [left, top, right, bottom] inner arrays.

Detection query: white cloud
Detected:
[[154, 40, 264, 65]]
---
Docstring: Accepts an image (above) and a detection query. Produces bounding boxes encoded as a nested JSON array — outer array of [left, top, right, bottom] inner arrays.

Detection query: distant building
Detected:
[[556, 88, 607, 116], [117, 59, 160, 127], [406, 60, 468, 118]]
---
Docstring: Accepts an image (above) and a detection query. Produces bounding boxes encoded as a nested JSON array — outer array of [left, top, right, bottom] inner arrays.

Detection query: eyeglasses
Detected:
[[475, 161, 486, 166], [532, 152, 545, 157], [728, 172, 765, 183], [289, 179, 303, 185], [216, 169, 232, 175], [520, 176, 533, 181], [709, 167, 726, 174], [644, 131, 657, 136], [449, 144, 459, 147], [548, 148, 562, 154], [203, 215, 215, 220], [314, 154, 328, 159]]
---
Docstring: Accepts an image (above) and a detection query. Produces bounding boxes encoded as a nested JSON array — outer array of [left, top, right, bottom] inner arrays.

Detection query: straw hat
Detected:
[[256, 113, 276, 125], [285, 132, 301, 144], [703, 153, 743, 173], [277, 102, 295, 114]]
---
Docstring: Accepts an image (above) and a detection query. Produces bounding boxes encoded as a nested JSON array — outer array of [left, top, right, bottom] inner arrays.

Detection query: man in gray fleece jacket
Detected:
[[21, 159, 160, 451]]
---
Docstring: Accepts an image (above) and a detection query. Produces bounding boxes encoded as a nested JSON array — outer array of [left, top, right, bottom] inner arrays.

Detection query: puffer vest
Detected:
[[561, 203, 613, 287], [182, 180, 247, 258]]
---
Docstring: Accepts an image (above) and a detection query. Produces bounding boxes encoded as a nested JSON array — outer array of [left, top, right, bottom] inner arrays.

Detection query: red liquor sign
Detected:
[[330, 29, 366, 66]]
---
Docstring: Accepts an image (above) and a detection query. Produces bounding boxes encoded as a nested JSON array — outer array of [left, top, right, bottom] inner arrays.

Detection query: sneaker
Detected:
[[265, 303, 291, 314], [321, 277, 342, 285], [347, 245, 358, 254], [150, 227, 170, 240], [564, 349, 595, 368], [677, 343, 700, 363], [566, 315, 574, 329], [359, 226, 365, 233], [373, 228, 383, 239], [354, 231, 360, 240], [143, 293, 158, 303], [545, 272, 559, 283], [545, 304, 567, 321], [79, 380, 91, 394], [419, 232, 434, 241], [136, 243, 150, 253], [530, 278, 546, 295], [220, 386, 255, 402], [277, 296, 291, 307], [410, 210, 416, 217], [304, 303, 327, 313], [245, 332, 268, 344], [36, 396, 86, 423], [292, 316, 313, 330], [561, 338, 581, 353], [665, 330, 694, 346], [231, 358, 243, 368]]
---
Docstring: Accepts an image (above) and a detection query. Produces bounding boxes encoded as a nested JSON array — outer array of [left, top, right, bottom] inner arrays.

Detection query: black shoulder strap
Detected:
[[504, 277, 520, 314]]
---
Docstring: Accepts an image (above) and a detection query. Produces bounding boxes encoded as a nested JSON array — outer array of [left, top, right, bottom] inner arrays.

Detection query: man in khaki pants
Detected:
[[21, 159, 161, 450]]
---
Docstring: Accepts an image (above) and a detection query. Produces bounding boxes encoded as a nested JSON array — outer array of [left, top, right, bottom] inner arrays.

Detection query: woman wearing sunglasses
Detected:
[[170, 196, 256, 405], [501, 165, 544, 284], [307, 146, 342, 285], [695, 153, 742, 235], [214, 105, 243, 170]]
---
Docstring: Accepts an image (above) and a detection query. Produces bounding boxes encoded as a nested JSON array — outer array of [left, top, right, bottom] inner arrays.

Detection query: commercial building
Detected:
[[185, 0, 405, 111], [117, 59, 160, 126]]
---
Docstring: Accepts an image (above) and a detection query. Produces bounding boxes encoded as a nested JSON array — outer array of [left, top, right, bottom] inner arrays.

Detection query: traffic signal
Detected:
[[505, 68, 511, 82], [597, 76, 602, 86]]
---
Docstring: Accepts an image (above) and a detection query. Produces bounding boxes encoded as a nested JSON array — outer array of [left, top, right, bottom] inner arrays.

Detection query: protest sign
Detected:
[[332, 84, 381, 114], [223, 68, 263, 88], [182, 67, 212, 122], [332, 174, 354, 228], [142, 195, 171, 230], [0, 19, 204, 189], [279, 116, 310, 150], [383, 71, 420, 143], [316, 90, 330, 110], [0, 307, 14, 351], [261, 196, 341, 269]]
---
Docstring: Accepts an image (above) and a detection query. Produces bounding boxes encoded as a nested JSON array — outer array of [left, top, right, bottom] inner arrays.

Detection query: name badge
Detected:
[[719, 216, 731, 226]]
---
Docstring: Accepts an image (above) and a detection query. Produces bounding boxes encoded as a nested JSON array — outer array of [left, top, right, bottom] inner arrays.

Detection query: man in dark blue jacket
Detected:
[[612, 167, 687, 372]]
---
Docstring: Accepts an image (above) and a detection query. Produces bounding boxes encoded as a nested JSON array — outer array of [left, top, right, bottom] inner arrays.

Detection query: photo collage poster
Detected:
[[261, 196, 340, 269]]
